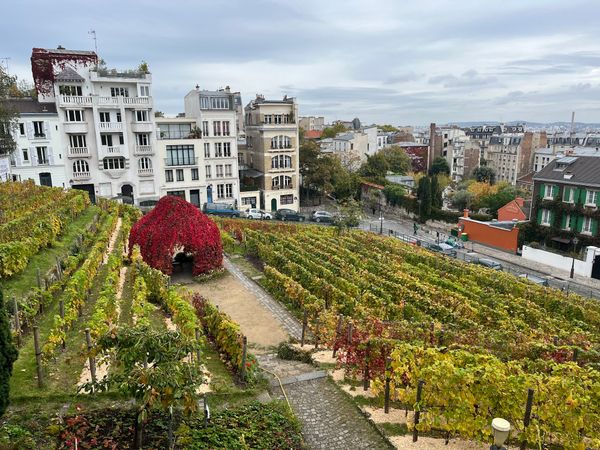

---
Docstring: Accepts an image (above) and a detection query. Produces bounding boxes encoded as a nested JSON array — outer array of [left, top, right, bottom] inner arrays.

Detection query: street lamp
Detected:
[[570, 236, 579, 279], [490, 418, 510, 450], [378, 195, 384, 235]]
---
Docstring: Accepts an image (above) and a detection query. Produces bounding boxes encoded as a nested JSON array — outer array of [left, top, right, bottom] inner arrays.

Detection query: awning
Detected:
[[551, 237, 571, 244]]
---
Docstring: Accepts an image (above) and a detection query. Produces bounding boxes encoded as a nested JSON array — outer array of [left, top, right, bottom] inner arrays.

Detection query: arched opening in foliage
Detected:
[[129, 195, 223, 276]]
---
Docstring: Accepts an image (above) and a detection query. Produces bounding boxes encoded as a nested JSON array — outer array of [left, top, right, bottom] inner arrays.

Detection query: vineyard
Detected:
[[1, 182, 298, 449], [219, 219, 600, 449]]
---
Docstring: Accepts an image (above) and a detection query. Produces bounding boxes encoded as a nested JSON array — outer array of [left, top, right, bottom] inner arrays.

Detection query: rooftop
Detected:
[[534, 156, 600, 187], [1, 98, 57, 115]]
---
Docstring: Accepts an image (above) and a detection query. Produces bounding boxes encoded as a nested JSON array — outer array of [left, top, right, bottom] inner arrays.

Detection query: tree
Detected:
[[431, 175, 443, 209], [321, 122, 347, 139], [0, 66, 19, 156], [473, 166, 496, 185], [154, 111, 164, 118], [333, 198, 362, 234], [480, 183, 522, 217], [359, 152, 389, 180], [451, 190, 474, 211], [417, 176, 432, 222], [82, 326, 203, 449], [0, 290, 18, 417], [429, 156, 450, 176], [377, 124, 399, 132], [381, 146, 411, 174], [383, 184, 407, 207], [331, 163, 361, 201]]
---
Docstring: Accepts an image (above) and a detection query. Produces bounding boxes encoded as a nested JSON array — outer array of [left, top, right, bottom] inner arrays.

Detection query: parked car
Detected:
[[275, 209, 306, 222], [472, 257, 503, 270], [202, 202, 241, 218], [310, 210, 335, 223], [422, 241, 457, 258], [445, 236, 464, 249], [243, 208, 272, 220], [519, 273, 550, 286]]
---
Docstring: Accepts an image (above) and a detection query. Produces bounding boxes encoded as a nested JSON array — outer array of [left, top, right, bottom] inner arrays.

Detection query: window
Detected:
[[166, 145, 195, 166], [116, 112, 122, 123], [586, 190, 598, 206], [22, 149, 29, 161], [264, 114, 272, 124], [101, 134, 113, 146], [110, 87, 129, 97], [165, 170, 174, 182], [176, 169, 184, 181], [138, 157, 152, 170], [271, 135, 291, 149], [103, 157, 125, 170], [191, 168, 199, 180], [217, 184, 225, 199], [158, 123, 192, 139], [543, 184, 555, 199], [73, 159, 89, 173], [271, 155, 292, 169], [223, 142, 231, 157], [99, 112, 110, 123], [190, 189, 200, 207], [216, 165, 224, 178], [225, 184, 233, 198], [563, 214, 572, 231], [135, 110, 149, 122], [204, 143, 210, 158], [223, 121, 230, 136], [118, 133, 124, 145], [242, 197, 256, 206], [280, 194, 294, 205], [225, 164, 232, 177], [200, 97, 210, 109], [140, 85, 150, 97], [66, 110, 84, 122], [540, 209, 551, 226], [33, 121, 44, 137], [205, 165, 212, 179], [137, 134, 150, 145], [70, 135, 87, 148], [213, 121, 222, 136], [215, 143, 223, 157], [272, 175, 292, 189], [563, 187, 575, 203], [210, 97, 229, 109], [59, 85, 82, 96], [582, 217, 594, 234], [167, 190, 185, 199], [36, 147, 48, 165], [19, 123, 25, 136], [202, 121, 209, 136]]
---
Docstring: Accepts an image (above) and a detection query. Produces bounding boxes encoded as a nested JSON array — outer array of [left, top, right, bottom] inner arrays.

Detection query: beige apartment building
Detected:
[[243, 95, 300, 212]]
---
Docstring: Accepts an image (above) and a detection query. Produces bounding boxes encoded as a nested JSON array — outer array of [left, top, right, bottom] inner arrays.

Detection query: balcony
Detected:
[[98, 122, 123, 131], [59, 95, 93, 107], [138, 168, 154, 177], [32, 133, 48, 141], [97, 96, 120, 107], [271, 184, 293, 191], [101, 145, 125, 157], [134, 145, 154, 155], [164, 157, 198, 167], [96, 96, 153, 108], [123, 97, 151, 107], [72, 171, 91, 181], [63, 122, 88, 134], [67, 146, 90, 158], [131, 122, 153, 133]]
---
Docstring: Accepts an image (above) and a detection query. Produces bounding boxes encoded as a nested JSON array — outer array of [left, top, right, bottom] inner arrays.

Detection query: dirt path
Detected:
[[186, 270, 288, 351]]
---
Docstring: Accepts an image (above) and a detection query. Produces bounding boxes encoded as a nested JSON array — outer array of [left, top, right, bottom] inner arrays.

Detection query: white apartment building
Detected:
[[4, 98, 67, 187], [244, 95, 300, 212], [31, 47, 159, 205], [184, 87, 241, 207], [156, 116, 204, 207]]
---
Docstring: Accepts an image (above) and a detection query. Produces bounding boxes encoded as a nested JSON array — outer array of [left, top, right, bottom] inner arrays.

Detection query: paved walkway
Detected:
[[224, 258, 391, 450]]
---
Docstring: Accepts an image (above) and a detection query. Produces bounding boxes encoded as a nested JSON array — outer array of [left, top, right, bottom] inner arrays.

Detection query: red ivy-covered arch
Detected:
[[129, 196, 223, 276]]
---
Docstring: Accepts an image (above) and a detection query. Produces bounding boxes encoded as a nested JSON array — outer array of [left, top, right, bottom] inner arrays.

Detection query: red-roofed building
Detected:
[[304, 130, 323, 140], [497, 197, 527, 222]]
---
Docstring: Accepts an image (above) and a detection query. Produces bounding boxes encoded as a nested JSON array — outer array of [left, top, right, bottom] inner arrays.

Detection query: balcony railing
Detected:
[[63, 122, 88, 133], [123, 97, 150, 106], [99, 122, 123, 131], [59, 95, 93, 106], [134, 145, 153, 155], [138, 168, 154, 177], [104, 145, 124, 155], [68, 147, 90, 158], [59, 95, 152, 108], [164, 157, 199, 167], [33, 133, 47, 140], [271, 184, 293, 190], [72, 171, 91, 181]]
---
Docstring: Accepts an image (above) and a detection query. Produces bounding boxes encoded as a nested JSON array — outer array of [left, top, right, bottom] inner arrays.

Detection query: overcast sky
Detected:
[[2, 0, 600, 125]]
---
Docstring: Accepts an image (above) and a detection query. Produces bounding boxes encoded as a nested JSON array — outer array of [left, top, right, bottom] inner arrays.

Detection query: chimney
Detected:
[[463, 208, 469, 218], [195, 84, 199, 91]]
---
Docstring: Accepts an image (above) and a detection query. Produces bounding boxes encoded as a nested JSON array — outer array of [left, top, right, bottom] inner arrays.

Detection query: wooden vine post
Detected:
[[332, 314, 344, 357], [363, 341, 371, 391], [13, 297, 21, 347], [240, 335, 248, 381], [84, 328, 97, 387], [412, 380, 425, 442], [195, 327, 202, 364], [301, 309, 308, 347], [519, 388, 534, 450], [59, 300, 66, 349], [384, 356, 392, 413], [33, 326, 44, 388]]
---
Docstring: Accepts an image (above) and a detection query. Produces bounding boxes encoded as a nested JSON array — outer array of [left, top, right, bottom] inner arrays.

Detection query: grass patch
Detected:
[[231, 255, 263, 279], [379, 422, 409, 436], [1, 206, 100, 298], [118, 265, 134, 327]]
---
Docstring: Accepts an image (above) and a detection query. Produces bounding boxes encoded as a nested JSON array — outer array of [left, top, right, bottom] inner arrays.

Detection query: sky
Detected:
[[2, 0, 600, 125]]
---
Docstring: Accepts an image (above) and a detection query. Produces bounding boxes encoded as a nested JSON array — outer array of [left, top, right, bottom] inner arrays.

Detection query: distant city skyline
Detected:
[[2, 0, 600, 125]]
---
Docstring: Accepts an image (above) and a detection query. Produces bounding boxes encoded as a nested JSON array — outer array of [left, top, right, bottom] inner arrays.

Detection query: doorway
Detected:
[[72, 184, 96, 203], [271, 198, 277, 212], [121, 184, 134, 204], [39, 172, 52, 187], [592, 254, 600, 280]]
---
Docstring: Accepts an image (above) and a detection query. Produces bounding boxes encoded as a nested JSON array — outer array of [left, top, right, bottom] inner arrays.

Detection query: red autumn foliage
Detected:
[[129, 196, 223, 275], [31, 48, 98, 96]]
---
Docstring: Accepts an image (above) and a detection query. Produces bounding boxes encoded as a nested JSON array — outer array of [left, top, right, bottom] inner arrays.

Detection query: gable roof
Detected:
[[304, 130, 322, 139], [55, 67, 85, 82], [533, 156, 600, 188], [1, 98, 57, 115]]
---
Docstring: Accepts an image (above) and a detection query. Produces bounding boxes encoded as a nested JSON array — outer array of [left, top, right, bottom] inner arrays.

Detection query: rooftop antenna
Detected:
[[88, 30, 98, 55]]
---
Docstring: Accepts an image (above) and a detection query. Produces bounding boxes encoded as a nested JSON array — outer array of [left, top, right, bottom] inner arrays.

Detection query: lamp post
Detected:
[[570, 236, 579, 279], [490, 418, 510, 450], [378, 194, 384, 235]]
